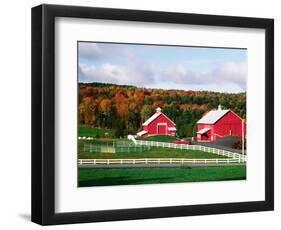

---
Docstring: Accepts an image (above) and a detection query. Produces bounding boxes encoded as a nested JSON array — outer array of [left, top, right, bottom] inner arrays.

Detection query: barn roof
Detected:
[[143, 112, 161, 126], [142, 108, 176, 126], [197, 110, 230, 124]]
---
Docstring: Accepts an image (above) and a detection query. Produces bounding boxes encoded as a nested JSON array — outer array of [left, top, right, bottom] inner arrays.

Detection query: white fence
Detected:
[[78, 139, 246, 167], [134, 140, 247, 162], [83, 142, 151, 153], [78, 158, 244, 166]]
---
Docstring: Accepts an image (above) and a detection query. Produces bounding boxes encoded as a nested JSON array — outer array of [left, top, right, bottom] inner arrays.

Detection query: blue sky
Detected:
[[78, 42, 247, 93]]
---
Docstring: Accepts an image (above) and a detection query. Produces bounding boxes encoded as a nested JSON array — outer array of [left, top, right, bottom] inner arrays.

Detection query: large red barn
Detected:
[[196, 105, 246, 142], [136, 107, 176, 137]]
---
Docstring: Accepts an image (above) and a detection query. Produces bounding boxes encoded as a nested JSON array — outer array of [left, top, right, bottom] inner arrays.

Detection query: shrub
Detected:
[[232, 139, 246, 149]]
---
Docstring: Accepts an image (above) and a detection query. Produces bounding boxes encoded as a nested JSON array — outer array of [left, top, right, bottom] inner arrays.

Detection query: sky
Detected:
[[78, 42, 247, 93]]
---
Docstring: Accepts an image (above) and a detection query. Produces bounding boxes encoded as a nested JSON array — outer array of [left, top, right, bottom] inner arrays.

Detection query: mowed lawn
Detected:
[[137, 135, 179, 143], [79, 126, 114, 137], [78, 165, 246, 187], [78, 140, 229, 159], [79, 148, 229, 159]]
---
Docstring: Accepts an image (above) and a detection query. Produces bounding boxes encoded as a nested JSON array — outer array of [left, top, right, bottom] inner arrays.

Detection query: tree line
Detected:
[[78, 82, 246, 138]]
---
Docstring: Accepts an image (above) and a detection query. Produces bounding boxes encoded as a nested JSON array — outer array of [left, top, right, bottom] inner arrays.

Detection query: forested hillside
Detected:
[[78, 82, 246, 138]]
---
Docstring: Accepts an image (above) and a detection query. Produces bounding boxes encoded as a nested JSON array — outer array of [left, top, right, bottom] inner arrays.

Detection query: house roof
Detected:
[[143, 109, 176, 126], [168, 127, 177, 131], [197, 127, 211, 134], [197, 110, 230, 124]]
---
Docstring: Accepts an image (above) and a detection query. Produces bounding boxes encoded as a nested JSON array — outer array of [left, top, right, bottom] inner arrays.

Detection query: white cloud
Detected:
[[158, 61, 247, 92], [79, 62, 156, 86], [79, 61, 246, 93], [78, 42, 246, 92], [212, 62, 247, 88], [79, 42, 135, 61]]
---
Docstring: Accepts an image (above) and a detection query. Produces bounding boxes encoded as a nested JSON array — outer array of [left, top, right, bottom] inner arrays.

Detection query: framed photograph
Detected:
[[31, 4, 274, 225]]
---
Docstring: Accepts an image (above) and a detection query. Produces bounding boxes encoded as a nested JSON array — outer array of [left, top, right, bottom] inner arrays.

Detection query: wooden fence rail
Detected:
[[78, 158, 244, 166], [134, 140, 247, 162]]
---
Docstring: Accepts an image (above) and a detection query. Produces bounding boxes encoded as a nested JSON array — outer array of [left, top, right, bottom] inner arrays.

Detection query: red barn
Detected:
[[196, 105, 246, 142], [136, 107, 176, 137]]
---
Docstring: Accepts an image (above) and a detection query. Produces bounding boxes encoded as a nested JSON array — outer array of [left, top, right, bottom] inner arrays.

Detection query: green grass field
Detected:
[[78, 165, 246, 187], [78, 140, 229, 159], [137, 135, 179, 143], [79, 126, 114, 138], [78, 128, 245, 187]]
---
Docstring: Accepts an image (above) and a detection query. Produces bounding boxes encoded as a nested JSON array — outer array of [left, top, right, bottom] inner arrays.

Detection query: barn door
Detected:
[[157, 124, 167, 134]]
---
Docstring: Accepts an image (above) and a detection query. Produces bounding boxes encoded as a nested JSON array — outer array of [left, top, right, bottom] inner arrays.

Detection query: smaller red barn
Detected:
[[196, 105, 246, 142], [136, 107, 176, 137]]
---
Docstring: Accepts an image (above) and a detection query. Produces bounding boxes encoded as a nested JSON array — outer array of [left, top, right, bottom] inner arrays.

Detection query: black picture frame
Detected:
[[31, 4, 274, 225]]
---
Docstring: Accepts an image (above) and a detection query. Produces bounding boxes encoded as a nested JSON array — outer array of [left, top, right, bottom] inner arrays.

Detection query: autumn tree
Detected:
[[78, 82, 246, 137], [140, 105, 153, 125], [79, 96, 97, 126], [99, 99, 113, 128], [134, 90, 145, 105]]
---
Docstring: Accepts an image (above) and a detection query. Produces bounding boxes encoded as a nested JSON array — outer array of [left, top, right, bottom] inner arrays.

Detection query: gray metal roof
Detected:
[[197, 110, 230, 124]]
